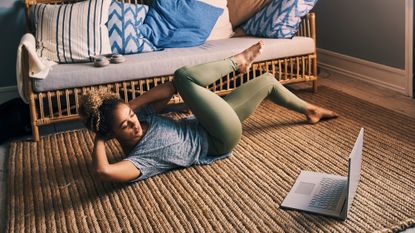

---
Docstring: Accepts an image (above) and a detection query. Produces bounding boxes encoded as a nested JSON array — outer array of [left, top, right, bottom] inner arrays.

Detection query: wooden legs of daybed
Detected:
[[29, 94, 40, 142], [31, 124, 40, 142]]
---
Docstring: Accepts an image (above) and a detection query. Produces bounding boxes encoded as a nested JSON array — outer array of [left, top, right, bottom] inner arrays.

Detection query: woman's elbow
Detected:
[[95, 167, 113, 181]]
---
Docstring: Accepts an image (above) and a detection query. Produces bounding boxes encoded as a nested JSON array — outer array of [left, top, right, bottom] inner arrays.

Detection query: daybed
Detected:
[[20, 0, 318, 141]]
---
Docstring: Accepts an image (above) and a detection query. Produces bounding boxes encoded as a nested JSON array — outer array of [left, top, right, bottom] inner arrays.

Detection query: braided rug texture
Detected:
[[6, 86, 415, 232]]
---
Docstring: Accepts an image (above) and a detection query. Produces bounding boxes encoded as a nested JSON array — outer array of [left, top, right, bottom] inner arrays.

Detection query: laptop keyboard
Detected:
[[308, 178, 347, 210]]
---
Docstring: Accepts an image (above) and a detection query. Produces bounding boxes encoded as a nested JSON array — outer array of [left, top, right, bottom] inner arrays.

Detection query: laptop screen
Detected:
[[346, 128, 364, 211]]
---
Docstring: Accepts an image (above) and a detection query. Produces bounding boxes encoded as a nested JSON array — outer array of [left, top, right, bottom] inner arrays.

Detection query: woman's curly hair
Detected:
[[78, 88, 124, 136]]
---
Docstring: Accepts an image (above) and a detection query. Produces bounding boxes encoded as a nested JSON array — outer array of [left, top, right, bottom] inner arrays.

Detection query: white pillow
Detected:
[[199, 0, 234, 40], [31, 0, 111, 63]]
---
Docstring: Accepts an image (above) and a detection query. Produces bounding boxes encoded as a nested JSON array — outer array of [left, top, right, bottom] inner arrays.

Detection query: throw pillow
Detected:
[[107, 1, 158, 54], [139, 0, 223, 48], [241, 0, 319, 39], [227, 0, 271, 28], [199, 0, 234, 40], [30, 0, 112, 63]]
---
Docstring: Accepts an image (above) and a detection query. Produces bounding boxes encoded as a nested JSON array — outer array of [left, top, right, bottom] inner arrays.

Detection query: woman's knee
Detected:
[[173, 67, 186, 81], [174, 66, 198, 86], [173, 67, 189, 89]]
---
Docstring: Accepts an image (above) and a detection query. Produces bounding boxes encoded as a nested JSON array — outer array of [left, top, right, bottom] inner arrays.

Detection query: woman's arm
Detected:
[[129, 82, 176, 113], [93, 135, 141, 182]]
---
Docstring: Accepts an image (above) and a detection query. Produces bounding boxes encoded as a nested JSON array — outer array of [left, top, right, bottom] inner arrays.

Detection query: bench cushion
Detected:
[[33, 37, 315, 92]]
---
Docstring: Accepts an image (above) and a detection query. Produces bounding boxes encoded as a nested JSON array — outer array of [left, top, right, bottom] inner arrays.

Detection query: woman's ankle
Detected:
[[229, 57, 240, 72]]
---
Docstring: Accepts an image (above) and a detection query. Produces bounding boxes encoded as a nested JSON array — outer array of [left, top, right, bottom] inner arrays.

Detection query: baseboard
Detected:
[[317, 48, 408, 95], [0, 86, 19, 105]]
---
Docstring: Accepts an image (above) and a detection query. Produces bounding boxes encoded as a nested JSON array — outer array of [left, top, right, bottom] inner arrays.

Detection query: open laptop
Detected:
[[280, 127, 364, 220]]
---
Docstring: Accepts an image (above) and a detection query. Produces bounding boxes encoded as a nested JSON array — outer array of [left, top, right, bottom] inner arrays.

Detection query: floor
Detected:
[[0, 69, 414, 232]]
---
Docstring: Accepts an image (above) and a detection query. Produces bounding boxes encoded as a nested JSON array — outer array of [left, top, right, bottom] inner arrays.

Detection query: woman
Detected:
[[79, 41, 338, 183]]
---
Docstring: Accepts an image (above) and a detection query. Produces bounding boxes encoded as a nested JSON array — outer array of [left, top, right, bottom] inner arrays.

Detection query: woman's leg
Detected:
[[226, 42, 338, 124], [173, 58, 243, 155], [223, 73, 307, 122], [223, 73, 339, 124], [173, 41, 337, 155]]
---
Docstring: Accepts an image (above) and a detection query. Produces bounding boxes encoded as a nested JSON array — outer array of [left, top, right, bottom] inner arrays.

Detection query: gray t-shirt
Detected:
[[124, 104, 231, 182]]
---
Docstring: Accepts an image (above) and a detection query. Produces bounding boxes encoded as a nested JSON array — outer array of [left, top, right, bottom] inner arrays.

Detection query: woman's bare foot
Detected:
[[305, 104, 339, 124], [232, 41, 264, 74]]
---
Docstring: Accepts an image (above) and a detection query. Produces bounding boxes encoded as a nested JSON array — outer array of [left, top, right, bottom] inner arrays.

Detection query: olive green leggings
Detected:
[[173, 58, 308, 156]]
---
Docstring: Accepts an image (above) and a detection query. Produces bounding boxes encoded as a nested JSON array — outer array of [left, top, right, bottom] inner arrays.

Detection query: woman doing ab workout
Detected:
[[79, 41, 338, 183]]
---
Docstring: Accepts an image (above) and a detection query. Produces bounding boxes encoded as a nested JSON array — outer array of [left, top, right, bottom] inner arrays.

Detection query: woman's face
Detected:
[[110, 103, 143, 142]]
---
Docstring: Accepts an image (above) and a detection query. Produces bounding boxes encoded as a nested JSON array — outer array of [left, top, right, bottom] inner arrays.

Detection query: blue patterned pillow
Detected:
[[139, 0, 223, 48], [107, 1, 158, 54], [241, 0, 318, 39]]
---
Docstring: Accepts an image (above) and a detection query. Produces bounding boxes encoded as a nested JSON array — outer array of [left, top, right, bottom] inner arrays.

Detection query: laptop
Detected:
[[280, 127, 364, 220]]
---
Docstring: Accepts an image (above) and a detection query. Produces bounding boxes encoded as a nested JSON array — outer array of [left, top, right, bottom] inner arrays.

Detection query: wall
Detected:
[[0, 0, 26, 88], [313, 0, 406, 69]]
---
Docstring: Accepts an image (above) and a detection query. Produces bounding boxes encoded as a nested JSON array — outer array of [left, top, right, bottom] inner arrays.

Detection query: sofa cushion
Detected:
[[33, 37, 315, 92], [227, 0, 271, 28]]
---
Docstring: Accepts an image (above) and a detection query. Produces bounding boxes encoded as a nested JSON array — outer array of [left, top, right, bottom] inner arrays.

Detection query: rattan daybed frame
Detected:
[[22, 0, 318, 141]]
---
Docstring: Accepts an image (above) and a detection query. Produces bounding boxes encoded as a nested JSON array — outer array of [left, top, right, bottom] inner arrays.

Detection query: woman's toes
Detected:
[[306, 106, 338, 124]]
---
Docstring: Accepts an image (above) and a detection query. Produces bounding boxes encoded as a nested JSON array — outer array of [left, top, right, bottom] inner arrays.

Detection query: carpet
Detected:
[[6, 86, 415, 232]]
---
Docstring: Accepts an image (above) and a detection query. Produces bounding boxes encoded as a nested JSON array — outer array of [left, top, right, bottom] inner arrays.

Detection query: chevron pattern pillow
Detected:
[[30, 0, 112, 63], [108, 1, 158, 54], [241, 0, 318, 39]]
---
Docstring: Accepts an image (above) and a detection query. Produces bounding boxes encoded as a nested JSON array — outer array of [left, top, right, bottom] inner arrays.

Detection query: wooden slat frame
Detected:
[[22, 0, 318, 141]]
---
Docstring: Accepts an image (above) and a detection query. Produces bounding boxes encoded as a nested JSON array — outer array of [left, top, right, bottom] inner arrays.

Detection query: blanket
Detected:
[[16, 33, 56, 103]]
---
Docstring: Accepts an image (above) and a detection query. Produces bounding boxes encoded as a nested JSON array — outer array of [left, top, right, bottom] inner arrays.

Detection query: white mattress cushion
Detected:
[[33, 37, 315, 92]]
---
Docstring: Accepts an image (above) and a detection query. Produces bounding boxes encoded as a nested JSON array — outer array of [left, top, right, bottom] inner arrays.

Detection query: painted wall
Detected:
[[0, 0, 26, 88], [313, 0, 406, 69]]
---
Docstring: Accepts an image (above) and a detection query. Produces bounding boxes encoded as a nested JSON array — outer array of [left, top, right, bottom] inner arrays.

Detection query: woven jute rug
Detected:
[[6, 86, 415, 233]]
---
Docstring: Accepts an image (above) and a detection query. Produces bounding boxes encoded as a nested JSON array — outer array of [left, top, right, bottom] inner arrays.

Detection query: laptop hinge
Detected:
[[339, 199, 348, 220]]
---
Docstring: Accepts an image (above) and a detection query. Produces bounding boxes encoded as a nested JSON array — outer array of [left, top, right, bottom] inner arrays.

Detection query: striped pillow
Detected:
[[30, 0, 112, 63]]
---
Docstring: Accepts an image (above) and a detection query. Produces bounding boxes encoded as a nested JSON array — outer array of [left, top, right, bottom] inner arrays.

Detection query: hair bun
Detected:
[[78, 88, 119, 133]]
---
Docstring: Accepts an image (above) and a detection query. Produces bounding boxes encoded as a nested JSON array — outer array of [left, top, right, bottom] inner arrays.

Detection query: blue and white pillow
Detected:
[[107, 1, 158, 54], [139, 0, 223, 48], [241, 0, 318, 39]]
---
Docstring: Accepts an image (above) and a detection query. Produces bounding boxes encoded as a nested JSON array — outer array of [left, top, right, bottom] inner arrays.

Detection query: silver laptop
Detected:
[[280, 127, 364, 220]]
